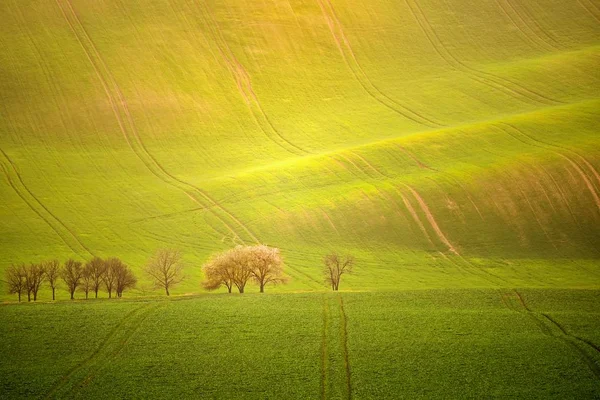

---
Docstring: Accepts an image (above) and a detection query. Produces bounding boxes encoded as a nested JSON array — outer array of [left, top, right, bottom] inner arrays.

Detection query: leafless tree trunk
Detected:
[[103, 258, 120, 299], [61, 259, 84, 300], [144, 249, 184, 296], [5, 264, 27, 302], [43, 260, 61, 301], [323, 254, 354, 291], [85, 257, 106, 298]]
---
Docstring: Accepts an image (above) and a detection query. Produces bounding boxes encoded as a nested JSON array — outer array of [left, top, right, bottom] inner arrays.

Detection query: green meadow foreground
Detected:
[[1, 290, 599, 399], [1, 0, 600, 398]]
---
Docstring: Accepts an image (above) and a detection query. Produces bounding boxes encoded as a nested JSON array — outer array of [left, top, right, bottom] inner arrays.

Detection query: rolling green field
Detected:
[[1, 290, 599, 398], [1, 0, 599, 398]]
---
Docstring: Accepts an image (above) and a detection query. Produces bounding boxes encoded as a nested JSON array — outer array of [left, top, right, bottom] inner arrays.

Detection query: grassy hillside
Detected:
[[0, 0, 599, 298]]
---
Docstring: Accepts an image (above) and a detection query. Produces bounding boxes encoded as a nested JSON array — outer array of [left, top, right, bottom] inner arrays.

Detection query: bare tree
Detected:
[[247, 245, 288, 293], [113, 262, 136, 298], [81, 264, 93, 300], [102, 258, 120, 299], [202, 253, 235, 293], [61, 259, 84, 300], [5, 264, 26, 302], [323, 253, 354, 291], [85, 257, 106, 298], [43, 260, 61, 301], [24, 263, 46, 302], [145, 249, 184, 296]]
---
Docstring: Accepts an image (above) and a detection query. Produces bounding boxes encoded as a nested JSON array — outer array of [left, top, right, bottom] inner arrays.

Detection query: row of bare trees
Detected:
[[5, 257, 136, 302], [4, 246, 353, 300], [202, 245, 287, 293]]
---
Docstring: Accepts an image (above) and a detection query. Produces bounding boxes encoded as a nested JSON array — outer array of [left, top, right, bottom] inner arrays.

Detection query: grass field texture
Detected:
[[0, 0, 598, 297]]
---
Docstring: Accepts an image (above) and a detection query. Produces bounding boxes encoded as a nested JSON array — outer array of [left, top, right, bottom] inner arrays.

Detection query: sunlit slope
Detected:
[[0, 0, 599, 295]]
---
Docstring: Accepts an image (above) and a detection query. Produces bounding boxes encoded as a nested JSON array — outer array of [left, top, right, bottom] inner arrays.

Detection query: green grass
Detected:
[[1, 290, 599, 398], [0, 0, 598, 298], [1, 0, 599, 397]]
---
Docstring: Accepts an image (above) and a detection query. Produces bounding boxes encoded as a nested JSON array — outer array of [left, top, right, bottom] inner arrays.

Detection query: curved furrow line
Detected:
[[501, 0, 561, 51], [400, 183, 460, 255], [504, 122, 600, 189], [405, 0, 561, 106], [398, 190, 436, 247], [498, 123, 600, 213], [44, 303, 155, 399], [507, 0, 564, 49], [315, 0, 444, 128], [515, 185, 558, 249], [320, 297, 329, 400], [69, 303, 166, 397], [337, 295, 353, 400], [494, 0, 556, 52], [510, 291, 600, 379], [196, 0, 307, 156], [0, 149, 92, 259], [577, 0, 600, 23], [56, 0, 260, 245]]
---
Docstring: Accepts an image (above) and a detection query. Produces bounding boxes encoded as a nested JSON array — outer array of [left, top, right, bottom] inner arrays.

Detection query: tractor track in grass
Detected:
[[320, 295, 352, 399], [69, 303, 167, 397], [195, 0, 308, 157], [315, 0, 444, 129], [0, 148, 92, 259], [44, 302, 160, 399], [320, 297, 329, 400], [404, 0, 561, 106], [338, 295, 352, 400], [505, 0, 563, 50], [504, 290, 600, 380], [497, 123, 600, 213], [495, 0, 559, 52], [55, 0, 260, 245], [577, 0, 600, 22]]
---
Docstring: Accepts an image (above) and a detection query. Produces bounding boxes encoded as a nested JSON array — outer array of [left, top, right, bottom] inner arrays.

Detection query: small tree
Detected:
[[113, 262, 136, 298], [230, 246, 252, 294], [102, 258, 120, 299], [62, 259, 84, 300], [202, 253, 235, 293], [5, 264, 26, 302], [43, 260, 61, 301], [85, 257, 106, 298], [247, 245, 287, 293], [24, 263, 46, 302], [81, 264, 93, 300], [323, 253, 354, 291], [144, 249, 184, 296]]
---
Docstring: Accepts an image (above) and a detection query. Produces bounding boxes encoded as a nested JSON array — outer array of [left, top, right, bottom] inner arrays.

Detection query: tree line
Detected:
[[4, 245, 354, 301], [5, 257, 136, 302]]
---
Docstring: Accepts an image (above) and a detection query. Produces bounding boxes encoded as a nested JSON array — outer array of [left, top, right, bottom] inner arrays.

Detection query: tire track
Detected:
[[69, 303, 166, 397], [0, 148, 92, 259], [315, 0, 444, 128], [506, 0, 563, 50], [507, 290, 600, 379], [496, 0, 559, 52], [320, 297, 329, 400], [195, 0, 307, 156], [496, 0, 554, 51], [44, 302, 158, 399], [337, 295, 352, 400], [404, 0, 561, 106], [497, 123, 600, 213], [401, 183, 460, 255], [55, 0, 260, 244], [577, 0, 600, 23]]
